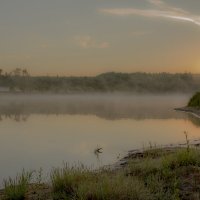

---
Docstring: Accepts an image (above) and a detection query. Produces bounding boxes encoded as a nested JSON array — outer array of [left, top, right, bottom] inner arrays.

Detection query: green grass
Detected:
[[50, 148, 200, 200], [188, 92, 200, 107], [2, 148, 200, 200], [50, 165, 95, 199], [126, 148, 200, 200], [3, 170, 32, 200], [51, 165, 152, 200], [76, 174, 152, 200], [126, 157, 179, 199], [162, 149, 200, 169]]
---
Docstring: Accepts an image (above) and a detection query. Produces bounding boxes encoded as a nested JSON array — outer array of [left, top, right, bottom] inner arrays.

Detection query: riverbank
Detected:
[[110, 138, 200, 170], [1, 144, 200, 200], [175, 107, 200, 119]]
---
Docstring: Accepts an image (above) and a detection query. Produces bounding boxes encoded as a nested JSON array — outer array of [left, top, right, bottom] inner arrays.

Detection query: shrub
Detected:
[[188, 92, 200, 107]]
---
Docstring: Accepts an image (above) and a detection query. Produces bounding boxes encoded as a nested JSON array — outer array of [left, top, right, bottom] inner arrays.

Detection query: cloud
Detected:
[[148, 0, 165, 7], [74, 36, 110, 49], [100, 0, 200, 27], [147, 0, 188, 14]]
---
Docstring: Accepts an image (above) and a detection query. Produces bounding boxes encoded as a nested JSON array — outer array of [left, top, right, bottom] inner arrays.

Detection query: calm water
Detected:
[[0, 94, 200, 184]]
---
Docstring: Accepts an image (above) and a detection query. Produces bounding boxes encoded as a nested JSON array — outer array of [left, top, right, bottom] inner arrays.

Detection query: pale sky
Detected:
[[1, 0, 200, 76]]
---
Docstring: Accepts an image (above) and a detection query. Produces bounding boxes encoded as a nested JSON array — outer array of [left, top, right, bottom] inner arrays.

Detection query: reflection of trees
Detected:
[[0, 69, 3, 76], [187, 114, 200, 127], [0, 95, 190, 122], [1, 107, 199, 127], [1, 114, 29, 122]]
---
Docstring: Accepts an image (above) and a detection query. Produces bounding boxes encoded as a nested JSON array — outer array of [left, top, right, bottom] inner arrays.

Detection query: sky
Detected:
[[0, 0, 200, 76]]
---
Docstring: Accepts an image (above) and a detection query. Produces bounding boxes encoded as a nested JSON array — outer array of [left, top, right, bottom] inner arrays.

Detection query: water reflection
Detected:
[[187, 115, 200, 127], [0, 114, 30, 122], [0, 94, 200, 186], [0, 93, 194, 121]]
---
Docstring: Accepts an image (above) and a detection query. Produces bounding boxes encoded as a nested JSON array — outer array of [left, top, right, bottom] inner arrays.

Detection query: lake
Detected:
[[0, 94, 200, 184]]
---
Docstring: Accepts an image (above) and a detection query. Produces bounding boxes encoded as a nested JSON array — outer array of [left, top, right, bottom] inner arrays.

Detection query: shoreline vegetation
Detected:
[[0, 69, 200, 93], [1, 125, 200, 199], [175, 92, 200, 119], [2, 142, 200, 200]]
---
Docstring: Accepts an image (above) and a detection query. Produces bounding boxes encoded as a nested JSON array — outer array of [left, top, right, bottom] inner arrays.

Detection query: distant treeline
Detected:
[[0, 69, 199, 93]]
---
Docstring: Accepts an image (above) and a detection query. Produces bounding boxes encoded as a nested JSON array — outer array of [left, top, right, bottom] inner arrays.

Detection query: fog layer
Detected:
[[0, 94, 191, 121]]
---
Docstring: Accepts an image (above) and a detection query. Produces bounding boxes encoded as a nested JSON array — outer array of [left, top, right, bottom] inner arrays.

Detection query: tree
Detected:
[[22, 69, 29, 77], [13, 68, 22, 76], [0, 69, 3, 76]]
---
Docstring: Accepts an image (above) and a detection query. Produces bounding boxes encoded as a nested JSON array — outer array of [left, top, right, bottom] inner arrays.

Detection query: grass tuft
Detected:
[[3, 170, 32, 200], [76, 174, 153, 200], [162, 149, 200, 170], [50, 164, 94, 199]]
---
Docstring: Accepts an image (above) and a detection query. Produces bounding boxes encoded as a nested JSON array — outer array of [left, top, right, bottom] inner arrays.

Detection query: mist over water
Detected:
[[0, 93, 200, 186], [0, 93, 192, 120]]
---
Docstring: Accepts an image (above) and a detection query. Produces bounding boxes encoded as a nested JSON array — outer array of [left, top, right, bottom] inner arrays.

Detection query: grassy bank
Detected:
[[175, 92, 200, 119], [1, 147, 200, 200], [188, 92, 200, 107]]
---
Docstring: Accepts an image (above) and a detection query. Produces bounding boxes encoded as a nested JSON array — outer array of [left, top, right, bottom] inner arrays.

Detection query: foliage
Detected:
[[188, 92, 200, 107], [0, 69, 199, 93]]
